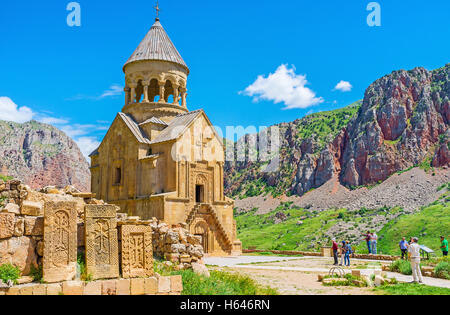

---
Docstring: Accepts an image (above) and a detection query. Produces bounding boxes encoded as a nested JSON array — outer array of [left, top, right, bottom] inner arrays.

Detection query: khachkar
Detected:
[[43, 201, 78, 283], [85, 205, 119, 280], [119, 222, 154, 279]]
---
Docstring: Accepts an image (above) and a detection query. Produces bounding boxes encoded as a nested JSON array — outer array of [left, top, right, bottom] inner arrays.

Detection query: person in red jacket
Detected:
[[332, 238, 339, 265]]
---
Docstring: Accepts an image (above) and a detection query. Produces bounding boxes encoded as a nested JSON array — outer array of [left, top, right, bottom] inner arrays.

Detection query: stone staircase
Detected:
[[186, 203, 233, 251]]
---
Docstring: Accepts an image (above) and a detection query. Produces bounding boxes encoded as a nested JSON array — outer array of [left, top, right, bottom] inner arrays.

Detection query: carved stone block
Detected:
[[43, 201, 77, 283], [85, 205, 119, 280], [120, 224, 153, 279], [0, 213, 15, 239]]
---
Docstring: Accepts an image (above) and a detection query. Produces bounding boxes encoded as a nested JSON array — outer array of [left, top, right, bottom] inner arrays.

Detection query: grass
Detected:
[[236, 203, 404, 252], [154, 260, 278, 295], [245, 252, 304, 257], [374, 283, 450, 295], [236, 205, 343, 251], [374, 200, 450, 255], [0, 174, 13, 182]]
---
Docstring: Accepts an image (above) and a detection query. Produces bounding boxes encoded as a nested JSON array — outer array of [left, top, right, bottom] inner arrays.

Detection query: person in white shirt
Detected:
[[371, 232, 378, 255], [408, 237, 423, 283]]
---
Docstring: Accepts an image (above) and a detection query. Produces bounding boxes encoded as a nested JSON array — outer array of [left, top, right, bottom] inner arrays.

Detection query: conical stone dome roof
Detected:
[[124, 19, 188, 72]]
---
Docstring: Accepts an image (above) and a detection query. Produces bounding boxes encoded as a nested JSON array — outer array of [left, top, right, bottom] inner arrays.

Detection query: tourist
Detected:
[[339, 241, 346, 266], [344, 241, 352, 267], [371, 232, 378, 255], [332, 238, 339, 266], [440, 236, 448, 257], [408, 237, 424, 284], [399, 237, 409, 260], [363, 231, 372, 254]]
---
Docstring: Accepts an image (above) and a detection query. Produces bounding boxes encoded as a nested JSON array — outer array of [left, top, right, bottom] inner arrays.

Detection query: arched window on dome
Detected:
[[164, 80, 174, 103], [135, 80, 144, 103], [149, 79, 159, 102]]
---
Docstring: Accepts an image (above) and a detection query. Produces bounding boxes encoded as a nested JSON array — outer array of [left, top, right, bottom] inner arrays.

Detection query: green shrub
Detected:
[[0, 264, 21, 284], [77, 254, 92, 282], [389, 259, 412, 275], [30, 264, 43, 283], [154, 260, 277, 295], [434, 261, 450, 280]]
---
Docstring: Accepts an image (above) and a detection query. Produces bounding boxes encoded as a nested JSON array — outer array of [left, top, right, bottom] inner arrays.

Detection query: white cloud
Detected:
[[241, 64, 324, 110], [334, 80, 353, 92], [99, 84, 123, 99], [60, 124, 97, 138], [66, 84, 123, 101], [0, 97, 35, 123], [75, 137, 101, 159], [38, 117, 69, 125]]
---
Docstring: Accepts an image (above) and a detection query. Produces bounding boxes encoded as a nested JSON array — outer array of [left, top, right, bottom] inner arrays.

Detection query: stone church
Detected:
[[90, 17, 242, 256]]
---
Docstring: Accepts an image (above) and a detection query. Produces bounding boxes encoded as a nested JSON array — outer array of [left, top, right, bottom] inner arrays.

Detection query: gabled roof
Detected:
[[89, 109, 222, 158], [139, 117, 168, 127], [118, 112, 151, 144], [89, 148, 99, 157], [124, 19, 188, 71], [150, 110, 203, 144]]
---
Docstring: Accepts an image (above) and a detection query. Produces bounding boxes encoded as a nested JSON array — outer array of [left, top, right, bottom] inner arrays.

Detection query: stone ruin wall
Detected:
[[0, 179, 206, 295]]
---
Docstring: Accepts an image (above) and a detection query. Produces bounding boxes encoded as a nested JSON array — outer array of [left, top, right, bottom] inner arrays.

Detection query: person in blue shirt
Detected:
[[344, 241, 352, 266], [399, 237, 409, 260]]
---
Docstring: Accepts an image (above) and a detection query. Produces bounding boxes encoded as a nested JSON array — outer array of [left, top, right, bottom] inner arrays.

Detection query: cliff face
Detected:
[[340, 64, 450, 187], [0, 120, 90, 191], [225, 64, 450, 198]]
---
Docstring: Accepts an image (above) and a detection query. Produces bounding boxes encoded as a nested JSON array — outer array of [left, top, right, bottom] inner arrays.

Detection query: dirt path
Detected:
[[206, 256, 450, 294], [219, 267, 375, 295]]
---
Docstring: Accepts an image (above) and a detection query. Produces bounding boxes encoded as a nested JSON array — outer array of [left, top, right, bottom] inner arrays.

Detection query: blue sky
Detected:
[[0, 0, 449, 158]]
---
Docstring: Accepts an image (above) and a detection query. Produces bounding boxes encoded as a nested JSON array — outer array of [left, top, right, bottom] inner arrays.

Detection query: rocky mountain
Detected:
[[225, 64, 450, 199], [0, 120, 90, 191]]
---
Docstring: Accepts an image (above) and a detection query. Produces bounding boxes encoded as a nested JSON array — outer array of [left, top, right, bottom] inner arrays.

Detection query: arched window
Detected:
[[149, 79, 159, 102], [135, 80, 144, 103], [164, 80, 174, 103]]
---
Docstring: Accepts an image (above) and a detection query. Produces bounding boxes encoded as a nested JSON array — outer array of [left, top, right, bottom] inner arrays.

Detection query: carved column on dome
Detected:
[[181, 88, 187, 108], [158, 82, 166, 103], [173, 84, 180, 105], [142, 80, 150, 103], [129, 83, 137, 104], [124, 86, 131, 106]]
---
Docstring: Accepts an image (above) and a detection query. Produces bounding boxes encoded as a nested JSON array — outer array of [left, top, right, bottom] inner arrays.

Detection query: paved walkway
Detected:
[[204, 255, 302, 267], [204, 256, 450, 289]]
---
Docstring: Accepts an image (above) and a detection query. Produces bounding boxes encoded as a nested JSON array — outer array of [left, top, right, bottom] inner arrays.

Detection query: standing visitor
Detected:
[[339, 241, 346, 266], [408, 237, 424, 284], [399, 237, 409, 260], [440, 236, 448, 257], [371, 232, 378, 255], [332, 238, 339, 266], [344, 241, 352, 267], [363, 231, 372, 254]]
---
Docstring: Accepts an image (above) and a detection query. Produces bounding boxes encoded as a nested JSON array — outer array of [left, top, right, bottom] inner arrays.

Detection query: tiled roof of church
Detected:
[[139, 117, 168, 126], [150, 110, 204, 144], [118, 112, 151, 144], [124, 19, 188, 71]]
